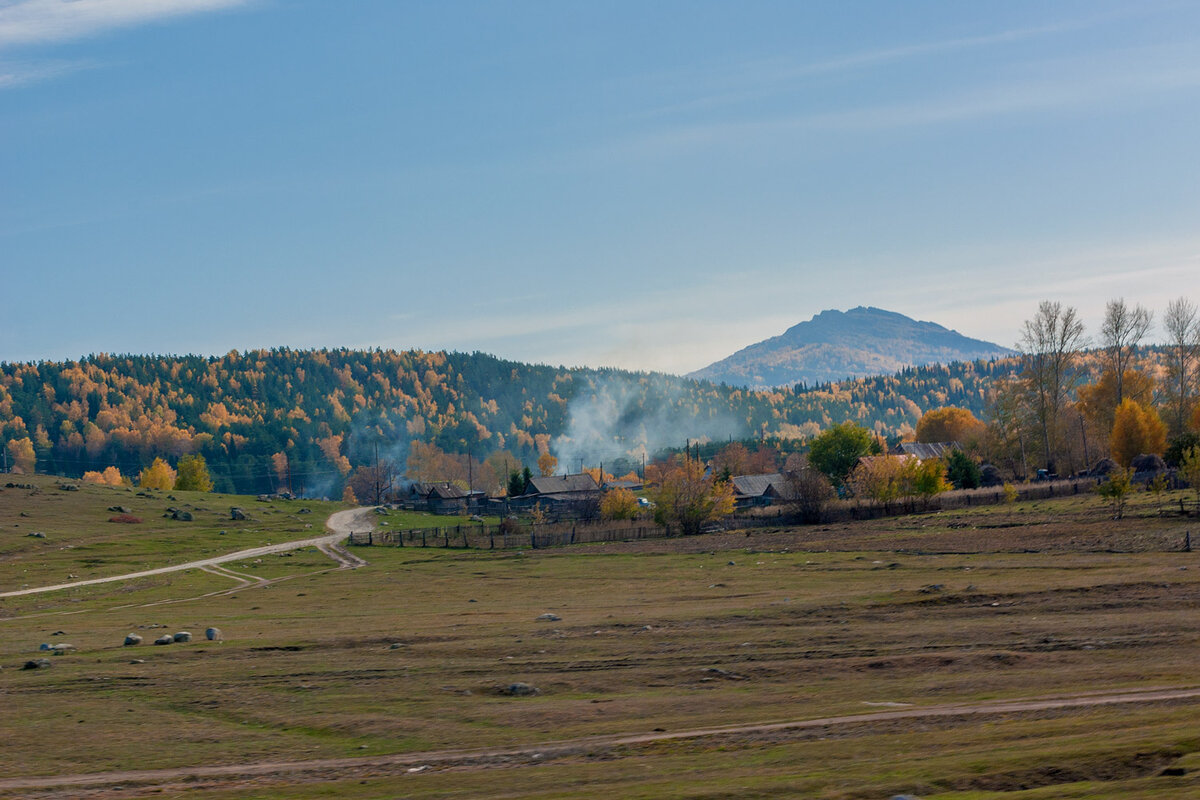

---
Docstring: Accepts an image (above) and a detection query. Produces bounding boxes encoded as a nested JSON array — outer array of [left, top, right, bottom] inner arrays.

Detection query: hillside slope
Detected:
[[689, 307, 1015, 388]]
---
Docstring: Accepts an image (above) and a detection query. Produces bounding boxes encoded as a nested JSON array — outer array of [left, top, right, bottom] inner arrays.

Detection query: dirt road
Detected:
[[0, 507, 370, 600], [2, 685, 1197, 793]]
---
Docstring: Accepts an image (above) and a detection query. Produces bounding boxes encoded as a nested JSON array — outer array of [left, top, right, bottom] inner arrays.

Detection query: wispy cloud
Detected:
[[0, 0, 250, 49], [0, 55, 90, 87]]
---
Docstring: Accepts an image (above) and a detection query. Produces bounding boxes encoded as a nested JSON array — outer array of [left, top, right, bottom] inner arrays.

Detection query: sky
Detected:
[[3, 0, 1199, 374]]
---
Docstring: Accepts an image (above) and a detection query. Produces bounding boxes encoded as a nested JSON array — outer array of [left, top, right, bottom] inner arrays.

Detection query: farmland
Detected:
[[2, 476, 1199, 798]]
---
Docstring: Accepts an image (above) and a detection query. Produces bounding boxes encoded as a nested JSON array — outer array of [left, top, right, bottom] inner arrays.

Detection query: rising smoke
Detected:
[[551, 374, 745, 475]]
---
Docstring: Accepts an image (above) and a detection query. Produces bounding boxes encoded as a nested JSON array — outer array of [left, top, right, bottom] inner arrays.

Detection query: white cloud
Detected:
[[0, 56, 90, 86], [0, 0, 250, 49]]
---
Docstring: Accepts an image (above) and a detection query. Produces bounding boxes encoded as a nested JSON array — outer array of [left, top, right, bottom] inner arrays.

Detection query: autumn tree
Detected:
[[915, 407, 986, 446], [138, 457, 177, 490], [6, 437, 35, 474], [1096, 467, 1132, 519], [1163, 297, 1200, 436], [538, 452, 558, 477], [1178, 446, 1200, 511], [600, 487, 640, 520], [174, 453, 213, 492], [271, 451, 290, 493], [83, 466, 126, 486], [1110, 399, 1167, 468], [341, 484, 358, 504], [785, 467, 834, 523], [807, 421, 879, 488], [1019, 301, 1086, 471], [1077, 368, 1155, 436], [1099, 298, 1153, 405], [982, 377, 1033, 479], [650, 456, 735, 535], [849, 456, 907, 511], [349, 462, 396, 506]]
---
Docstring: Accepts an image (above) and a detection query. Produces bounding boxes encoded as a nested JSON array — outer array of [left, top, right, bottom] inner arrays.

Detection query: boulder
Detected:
[[205, 627, 222, 642], [230, 507, 248, 521], [108, 506, 133, 513], [27, 531, 45, 538], [154, 635, 174, 645], [536, 613, 561, 621], [173, 631, 192, 643], [501, 682, 540, 696], [124, 633, 143, 646], [22, 658, 52, 670], [50, 643, 76, 653]]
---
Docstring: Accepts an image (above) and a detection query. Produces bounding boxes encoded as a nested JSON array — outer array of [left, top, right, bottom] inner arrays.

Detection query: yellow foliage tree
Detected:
[[914, 407, 986, 445], [6, 437, 36, 474], [341, 484, 358, 504], [649, 456, 735, 535], [138, 457, 177, 490], [1110, 399, 1167, 467], [538, 452, 558, 477], [600, 487, 640, 520], [82, 466, 125, 486], [1078, 369, 1156, 434], [174, 453, 213, 492]]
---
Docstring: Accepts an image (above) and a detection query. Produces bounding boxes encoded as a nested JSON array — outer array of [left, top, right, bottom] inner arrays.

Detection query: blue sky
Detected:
[[3, 0, 1199, 373]]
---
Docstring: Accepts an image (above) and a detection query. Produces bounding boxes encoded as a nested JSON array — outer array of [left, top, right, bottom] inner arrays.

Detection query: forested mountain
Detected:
[[690, 306, 1015, 388], [0, 348, 1020, 495]]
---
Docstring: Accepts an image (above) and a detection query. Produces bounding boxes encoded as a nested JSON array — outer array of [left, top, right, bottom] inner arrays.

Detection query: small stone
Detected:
[[22, 658, 52, 670], [28, 531, 45, 538], [205, 627, 222, 641], [154, 635, 174, 645], [173, 631, 192, 643], [124, 634, 143, 646], [536, 613, 561, 621], [502, 682, 540, 696], [727, 561, 736, 566], [130, 659, 145, 664], [50, 643, 76, 653]]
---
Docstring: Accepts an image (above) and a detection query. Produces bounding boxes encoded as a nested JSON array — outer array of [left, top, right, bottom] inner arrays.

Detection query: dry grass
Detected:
[[2, 478, 1200, 798]]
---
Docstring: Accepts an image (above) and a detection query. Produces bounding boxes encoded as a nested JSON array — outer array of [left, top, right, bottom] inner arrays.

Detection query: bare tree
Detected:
[[1163, 297, 1200, 436], [1099, 298, 1153, 404], [1019, 301, 1086, 471]]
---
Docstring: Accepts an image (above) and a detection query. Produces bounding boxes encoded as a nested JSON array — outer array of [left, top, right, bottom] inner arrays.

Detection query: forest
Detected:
[[1, 296, 1196, 498]]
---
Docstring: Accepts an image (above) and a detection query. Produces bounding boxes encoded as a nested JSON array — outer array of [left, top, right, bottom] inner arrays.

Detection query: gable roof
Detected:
[[731, 473, 786, 498], [897, 442, 960, 460], [526, 473, 601, 495], [411, 481, 467, 499]]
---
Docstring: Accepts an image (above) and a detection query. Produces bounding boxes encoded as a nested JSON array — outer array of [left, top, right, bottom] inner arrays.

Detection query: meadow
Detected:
[[1, 476, 1199, 798]]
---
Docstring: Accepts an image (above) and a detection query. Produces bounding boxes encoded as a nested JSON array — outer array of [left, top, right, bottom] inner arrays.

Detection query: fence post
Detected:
[[368, 531, 373, 546], [422, 529, 426, 547]]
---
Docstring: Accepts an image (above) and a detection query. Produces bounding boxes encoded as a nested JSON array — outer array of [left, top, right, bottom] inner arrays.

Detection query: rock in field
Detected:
[[205, 627, 222, 641], [501, 682, 540, 696], [124, 633, 143, 646], [154, 635, 174, 645], [173, 631, 192, 643], [23, 658, 52, 670], [536, 613, 561, 621]]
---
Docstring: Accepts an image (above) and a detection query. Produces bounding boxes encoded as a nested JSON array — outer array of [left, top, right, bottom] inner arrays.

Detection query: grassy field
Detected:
[[2, 476, 1200, 798]]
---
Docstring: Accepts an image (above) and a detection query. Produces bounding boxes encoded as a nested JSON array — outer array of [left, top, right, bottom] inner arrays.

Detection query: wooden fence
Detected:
[[344, 477, 1198, 551]]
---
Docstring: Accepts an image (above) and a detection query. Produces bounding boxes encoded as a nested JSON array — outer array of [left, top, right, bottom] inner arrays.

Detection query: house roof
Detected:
[[731, 473, 786, 498], [897, 442, 961, 460], [411, 481, 467, 499], [526, 473, 600, 495]]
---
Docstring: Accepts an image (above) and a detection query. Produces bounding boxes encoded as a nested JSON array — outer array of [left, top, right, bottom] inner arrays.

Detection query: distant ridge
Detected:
[[688, 306, 1015, 389]]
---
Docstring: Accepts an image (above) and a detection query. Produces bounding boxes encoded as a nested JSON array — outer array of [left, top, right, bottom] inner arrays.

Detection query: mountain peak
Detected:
[[688, 307, 1013, 389]]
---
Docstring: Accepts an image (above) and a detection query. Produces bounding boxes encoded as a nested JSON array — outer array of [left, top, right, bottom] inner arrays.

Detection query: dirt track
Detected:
[[0, 508, 370, 600], [2, 685, 1197, 793]]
